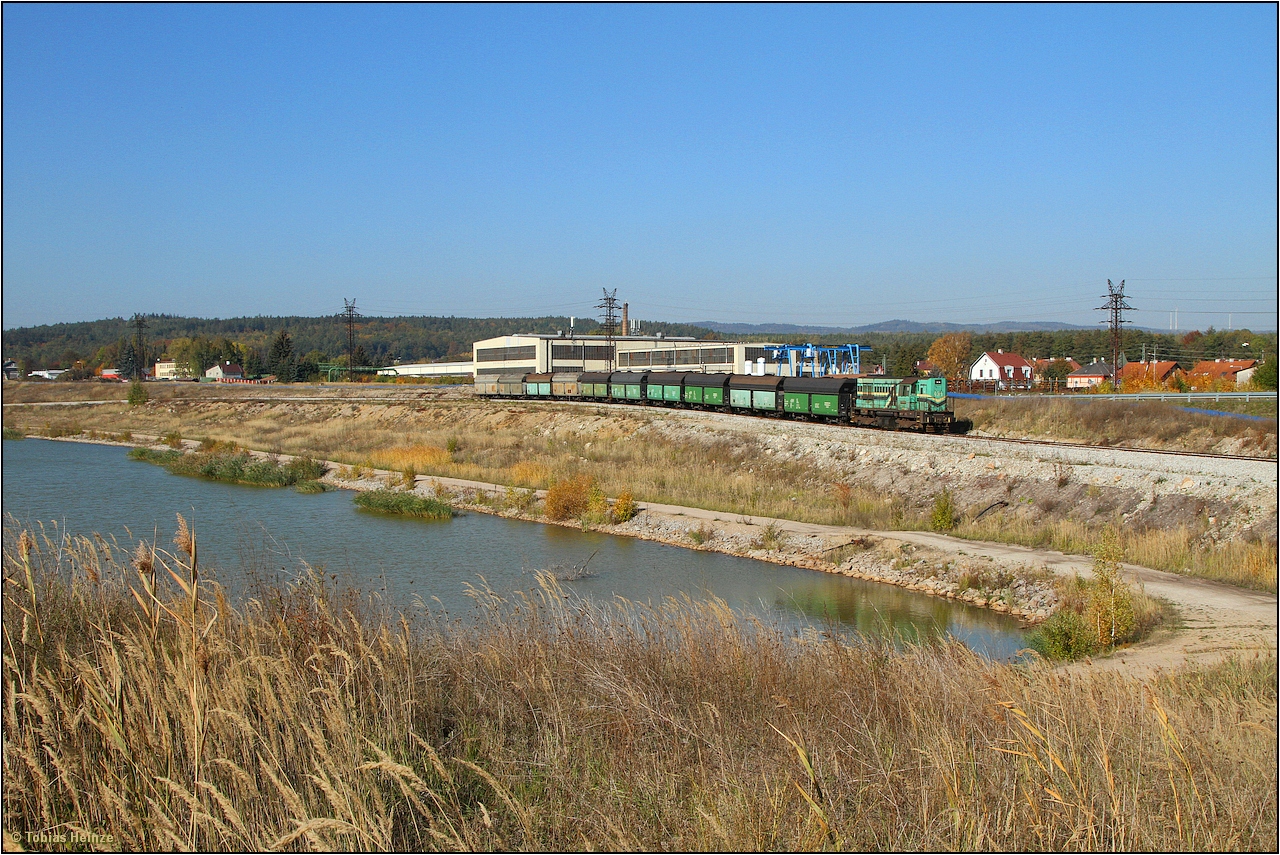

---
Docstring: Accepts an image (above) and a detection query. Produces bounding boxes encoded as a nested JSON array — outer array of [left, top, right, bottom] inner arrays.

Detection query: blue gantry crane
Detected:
[[765, 344, 867, 377]]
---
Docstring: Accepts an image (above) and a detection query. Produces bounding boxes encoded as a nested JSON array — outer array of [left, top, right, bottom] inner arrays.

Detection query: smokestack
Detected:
[[621, 303, 629, 337]]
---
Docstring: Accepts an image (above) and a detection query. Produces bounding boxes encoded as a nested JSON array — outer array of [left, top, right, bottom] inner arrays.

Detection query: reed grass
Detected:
[[130, 447, 326, 488], [2, 519, 1275, 851], [353, 489, 454, 519]]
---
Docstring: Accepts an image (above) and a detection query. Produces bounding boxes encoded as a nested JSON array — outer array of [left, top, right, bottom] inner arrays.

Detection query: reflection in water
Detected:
[[3, 438, 1027, 659]]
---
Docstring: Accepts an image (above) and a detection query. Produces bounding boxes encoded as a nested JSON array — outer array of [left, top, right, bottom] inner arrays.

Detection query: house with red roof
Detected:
[[968, 350, 1034, 390], [1188, 359, 1257, 387], [1032, 357, 1081, 387], [1116, 360, 1182, 387], [204, 361, 244, 381]]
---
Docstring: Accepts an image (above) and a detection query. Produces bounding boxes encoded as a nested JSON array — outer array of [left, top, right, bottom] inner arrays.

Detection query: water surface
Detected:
[[2, 438, 1027, 658]]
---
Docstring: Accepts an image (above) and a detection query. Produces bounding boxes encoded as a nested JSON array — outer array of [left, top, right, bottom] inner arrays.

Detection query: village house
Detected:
[[1116, 360, 1182, 387], [1032, 357, 1081, 386], [153, 359, 183, 380], [1188, 358, 1258, 388], [1066, 361, 1113, 390], [968, 350, 1034, 390], [205, 361, 244, 381], [3, 359, 20, 380]]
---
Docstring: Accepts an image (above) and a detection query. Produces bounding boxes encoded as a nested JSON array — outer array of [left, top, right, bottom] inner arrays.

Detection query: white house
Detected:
[[968, 350, 1034, 390], [205, 361, 244, 381]]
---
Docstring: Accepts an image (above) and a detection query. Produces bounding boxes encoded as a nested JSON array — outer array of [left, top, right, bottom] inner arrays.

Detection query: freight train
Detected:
[[475, 371, 957, 432]]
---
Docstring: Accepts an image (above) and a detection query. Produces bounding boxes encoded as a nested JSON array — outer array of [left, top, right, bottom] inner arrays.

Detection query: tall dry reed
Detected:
[[3, 518, 1275, 851]]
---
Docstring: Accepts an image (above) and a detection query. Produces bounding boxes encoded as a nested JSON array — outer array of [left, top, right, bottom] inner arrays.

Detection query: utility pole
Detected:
[[1097, 279, 1134, 390], [130, 313, 149, 382], [340, 299, 361, 381], [597, 288, 619, 371]]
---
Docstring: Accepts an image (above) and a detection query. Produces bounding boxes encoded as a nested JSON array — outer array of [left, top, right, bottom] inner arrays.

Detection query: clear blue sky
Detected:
[[3, 4, 1276, 330]]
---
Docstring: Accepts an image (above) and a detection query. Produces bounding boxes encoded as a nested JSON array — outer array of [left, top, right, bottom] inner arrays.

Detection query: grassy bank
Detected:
[[7, 395, 1276, 592], [954, 396, 1276, 456], [129, 446, 326, 489], [3, 520, 1275, 851], [354, 488, 454, 519]]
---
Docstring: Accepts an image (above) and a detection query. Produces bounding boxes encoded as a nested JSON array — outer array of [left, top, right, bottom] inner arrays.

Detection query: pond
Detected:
[[1, 438, 1027, 658]]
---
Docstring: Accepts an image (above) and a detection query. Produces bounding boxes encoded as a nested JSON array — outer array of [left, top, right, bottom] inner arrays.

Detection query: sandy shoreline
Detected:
[[31, 432, 1280, 676]]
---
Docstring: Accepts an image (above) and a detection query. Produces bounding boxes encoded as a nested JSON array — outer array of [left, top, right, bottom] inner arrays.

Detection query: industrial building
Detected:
[[470, 333, 863, 377]]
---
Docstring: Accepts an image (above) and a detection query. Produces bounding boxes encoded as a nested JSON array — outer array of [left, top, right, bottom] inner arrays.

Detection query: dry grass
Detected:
[[3, 519, 1275, 851], [6, 395, 1274, 592], [956, 397, 1277, 457], [958, 515, 1277, 592]]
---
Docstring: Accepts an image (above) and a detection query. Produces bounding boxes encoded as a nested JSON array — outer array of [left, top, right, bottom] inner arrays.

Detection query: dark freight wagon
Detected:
[[682, 373, 730, 406], [645, 372, 687, 404]]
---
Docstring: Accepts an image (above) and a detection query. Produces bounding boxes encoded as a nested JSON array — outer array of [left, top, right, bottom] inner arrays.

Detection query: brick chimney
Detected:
[[621, 302, 629, 337]]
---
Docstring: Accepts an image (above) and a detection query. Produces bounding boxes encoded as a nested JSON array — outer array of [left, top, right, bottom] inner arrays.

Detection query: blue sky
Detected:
[[3, 4, 1276, 330]]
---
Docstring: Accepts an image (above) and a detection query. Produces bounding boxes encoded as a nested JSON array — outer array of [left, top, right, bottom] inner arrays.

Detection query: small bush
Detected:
[[401, 466, 417, 488], [1027, 609, 1100, 660], [2, 427, 25, 441], [127, 382, 149, 406], [354, 489, 454, 520], [611, 490, 638, 523], [931, 489, 957, 531], [294, 481, 327, 494], [163, 430, 183, 449], [446, 436, 459, 453], [752, 521, 787, 552], [688, 522, 715, 545], [504, 486, 537, 513], [545, 475, 595, 521]]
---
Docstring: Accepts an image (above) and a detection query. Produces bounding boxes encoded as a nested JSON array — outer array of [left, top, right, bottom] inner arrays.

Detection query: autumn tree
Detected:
[[926, 332, 973, 384]]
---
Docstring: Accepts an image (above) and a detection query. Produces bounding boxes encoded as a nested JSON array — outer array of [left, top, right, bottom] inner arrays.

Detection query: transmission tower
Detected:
[[596, 288, 619, 370], [340, 299, 361, 380], [130, 313, 149, 382], [1097, 279, 1134, 389]]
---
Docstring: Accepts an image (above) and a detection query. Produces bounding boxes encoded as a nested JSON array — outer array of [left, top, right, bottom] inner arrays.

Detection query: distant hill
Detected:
[[696, 319, 1099, 336]]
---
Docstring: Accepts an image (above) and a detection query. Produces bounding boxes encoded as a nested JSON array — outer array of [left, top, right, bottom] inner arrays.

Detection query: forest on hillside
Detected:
[[1, 315, 719, 376], [2, 313, 1271, 382]]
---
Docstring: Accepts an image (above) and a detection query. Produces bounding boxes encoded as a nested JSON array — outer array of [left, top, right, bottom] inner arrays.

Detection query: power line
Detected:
[[339, 299, 360, 380], [596, 289, 619, 371], [1097, 279, 1134, 386]]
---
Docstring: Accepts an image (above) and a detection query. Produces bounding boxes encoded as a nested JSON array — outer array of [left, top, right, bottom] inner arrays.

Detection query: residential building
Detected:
[[968, 350, 1034, 390], [1188, 359, 1258, 387], [2, 359, 19, 380], [1066, 361, 1113, 390], [1032, 357, 1081, 385], [153, 360, 183, 380], [205, 361, 244, 381], [1116, 360, 1181, 387]]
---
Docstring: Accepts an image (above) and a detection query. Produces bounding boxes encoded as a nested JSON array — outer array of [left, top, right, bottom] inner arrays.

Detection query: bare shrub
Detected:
[[545, 474, 596, 521]]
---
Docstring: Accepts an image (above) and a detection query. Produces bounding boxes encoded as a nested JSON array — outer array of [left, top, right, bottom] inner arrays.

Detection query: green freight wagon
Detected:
[[551, 373, 580, 397], [645, 372, 686, 404], [523, 373, 554, 397], [577, 372, 611, 398], [682, 372, 730, 406], [780, 376, 857, 419], [609, 371, 645, 400], [728, 374, 783, 412]]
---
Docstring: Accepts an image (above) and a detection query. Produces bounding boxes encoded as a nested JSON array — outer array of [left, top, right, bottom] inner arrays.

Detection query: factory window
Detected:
[[744, 347, 770, 362], [701, 347, 730, 364], [476, 345, 537, 362]]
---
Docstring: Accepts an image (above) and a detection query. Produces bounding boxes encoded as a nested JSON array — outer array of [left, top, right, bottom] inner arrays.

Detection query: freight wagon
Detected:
[[477, 370, 956, 433]]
